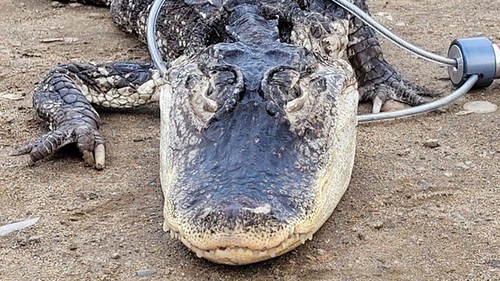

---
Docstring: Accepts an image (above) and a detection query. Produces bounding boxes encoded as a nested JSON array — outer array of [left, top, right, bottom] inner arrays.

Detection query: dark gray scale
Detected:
[[111, 0, 228, 63]]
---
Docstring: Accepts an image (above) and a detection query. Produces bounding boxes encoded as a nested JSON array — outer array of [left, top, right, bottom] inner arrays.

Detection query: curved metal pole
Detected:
[[357, 75, 479, 124], [147, 0, 169, 77], [330, 0, 457, 67]]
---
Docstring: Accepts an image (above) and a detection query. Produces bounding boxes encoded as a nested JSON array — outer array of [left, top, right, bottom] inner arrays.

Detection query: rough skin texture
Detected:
[[13, 0, 433, 166], [13, 0, 435, 265]]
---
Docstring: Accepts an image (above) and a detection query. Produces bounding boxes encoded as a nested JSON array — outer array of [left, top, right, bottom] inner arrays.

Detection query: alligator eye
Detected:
[[201, 84, 217, 112], [285, 86, 308, 113], [285, 78, 309, 113], [189, 78, 217, 124], [288, 84, 302, 101], [209, 65, 239, 88]]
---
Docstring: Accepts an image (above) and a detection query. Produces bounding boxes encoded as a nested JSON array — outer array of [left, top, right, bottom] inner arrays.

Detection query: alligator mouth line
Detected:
[[164, 227, 315, 265]]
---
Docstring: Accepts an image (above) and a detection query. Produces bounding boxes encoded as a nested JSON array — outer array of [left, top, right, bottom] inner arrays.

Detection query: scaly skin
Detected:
[[13, 0, 434, 264]]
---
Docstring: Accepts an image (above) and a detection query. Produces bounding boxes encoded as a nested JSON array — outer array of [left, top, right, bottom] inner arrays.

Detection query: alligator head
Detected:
[[159, 5, 358, 265]]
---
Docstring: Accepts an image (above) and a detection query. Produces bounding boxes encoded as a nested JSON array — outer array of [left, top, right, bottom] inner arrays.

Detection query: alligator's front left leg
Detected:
[[296, 0, 437, 113], [12, 62, 163, 169], [346, 0, 437, 113]]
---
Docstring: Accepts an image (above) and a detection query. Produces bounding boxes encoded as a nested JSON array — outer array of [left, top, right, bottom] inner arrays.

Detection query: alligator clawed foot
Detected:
[[11, 125, 105, 170], [360, 75, 440, 114]]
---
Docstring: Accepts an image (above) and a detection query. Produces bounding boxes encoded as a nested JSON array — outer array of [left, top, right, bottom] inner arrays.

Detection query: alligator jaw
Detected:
[[164, 225, 315, 265]]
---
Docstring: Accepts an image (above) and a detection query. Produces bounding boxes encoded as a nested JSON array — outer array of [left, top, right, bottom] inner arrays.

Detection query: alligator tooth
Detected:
[[269, 248, 277, 257], [207, 250, 216, 258], [299, 234, 308, 244], [162, 221, 170, 232], [194, 248, 204, 258], [237, 248, 246, 255], [307, 232, 313, 241], [170, 230, 175, 239], [276, 244, 285, 252], [215, 248, 224, 257], [253, 250, 260, 257]]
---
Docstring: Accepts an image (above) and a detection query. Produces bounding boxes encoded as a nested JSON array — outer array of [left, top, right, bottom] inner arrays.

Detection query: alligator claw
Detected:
[[94, 144, 106, 170], [372, 96, 383, 113], [360, 74, 439, 113], [11, 125, 105, 169]]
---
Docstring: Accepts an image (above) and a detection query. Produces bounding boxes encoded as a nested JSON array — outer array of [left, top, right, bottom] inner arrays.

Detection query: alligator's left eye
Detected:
[[188, 74, 217, 121], [210, 70, 236, 87], [201, 83, 218, 113], [207, 66, 244, 113]]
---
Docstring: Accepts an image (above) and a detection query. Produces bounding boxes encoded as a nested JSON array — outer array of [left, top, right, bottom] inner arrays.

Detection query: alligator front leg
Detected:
[[347, 1, 437, 113], [12, 62, 164, 169]]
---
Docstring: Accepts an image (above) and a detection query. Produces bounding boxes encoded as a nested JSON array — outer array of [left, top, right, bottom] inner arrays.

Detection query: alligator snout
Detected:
[[164, 182, 315, 265]]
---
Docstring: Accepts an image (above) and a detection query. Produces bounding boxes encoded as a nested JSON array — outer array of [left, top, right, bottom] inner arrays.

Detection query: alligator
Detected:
[[13, 0, 435, 265]]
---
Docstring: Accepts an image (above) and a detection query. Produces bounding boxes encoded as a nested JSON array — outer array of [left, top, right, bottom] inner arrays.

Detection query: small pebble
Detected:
[[69, 244, 78, 251], [111, 253, 120, 259], [417, 180, 432, 189], [357, 232, 365, 240], [463, 101, 498, 114], [137, 269, 156, 278], [455, 162, 470, 170], [371, 221, 384, 230], [486, 260, 500, 268], [455, 110, 472, 116], [396, 148, 411, 157], [453, 212, 465, 223], [28, 235, 42, 242], [69, 3, 82, 8], [51, 1, 65, 8], [423, 139, 440, 148]]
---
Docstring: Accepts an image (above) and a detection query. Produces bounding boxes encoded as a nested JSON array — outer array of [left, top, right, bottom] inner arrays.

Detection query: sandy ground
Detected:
[[0, 0, 499, 280]]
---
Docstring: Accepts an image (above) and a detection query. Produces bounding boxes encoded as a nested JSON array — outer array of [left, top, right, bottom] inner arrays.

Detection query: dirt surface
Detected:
[[0, 0, 499, 280]]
